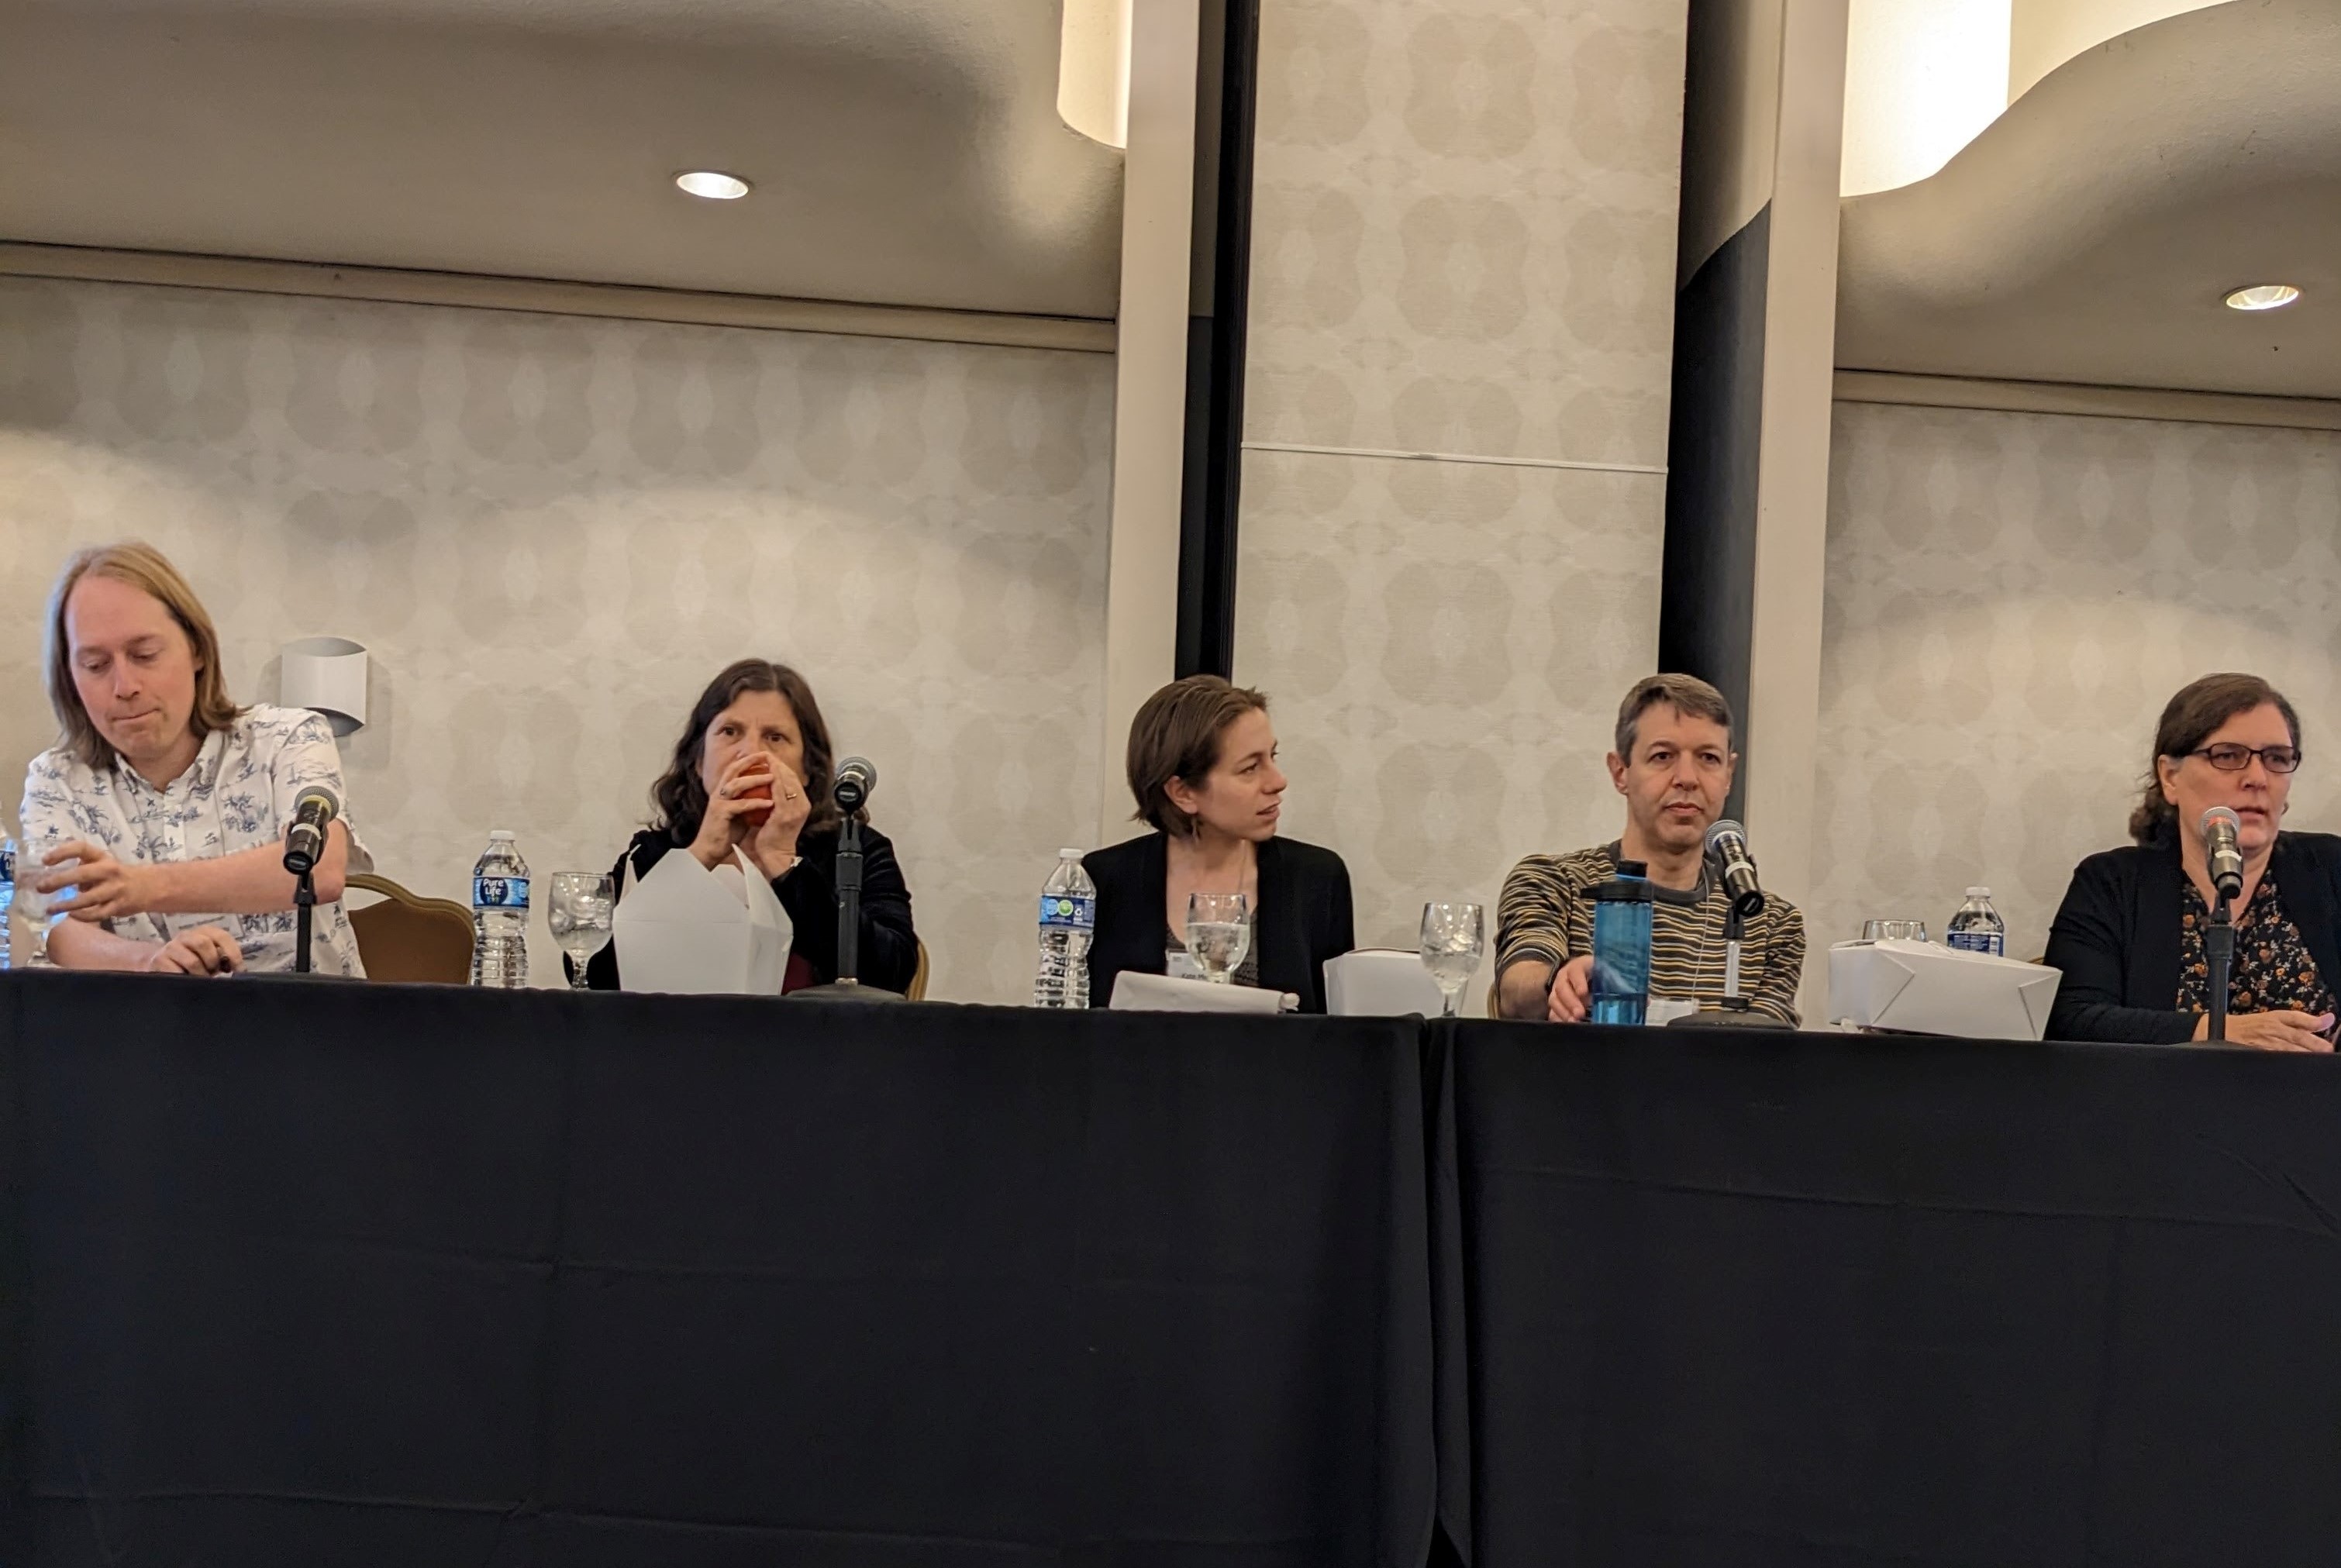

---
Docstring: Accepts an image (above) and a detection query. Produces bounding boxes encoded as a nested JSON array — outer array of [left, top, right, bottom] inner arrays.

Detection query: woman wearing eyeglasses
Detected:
[[2046, 673, 2340, 1049]]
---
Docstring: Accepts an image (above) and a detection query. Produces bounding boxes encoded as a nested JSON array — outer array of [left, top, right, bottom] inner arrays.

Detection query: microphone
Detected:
[[1705, 818, 1767, 918], [283, 785, 340, 877], [2201, 806, 2245, 903], [833, 756, 877, 814]]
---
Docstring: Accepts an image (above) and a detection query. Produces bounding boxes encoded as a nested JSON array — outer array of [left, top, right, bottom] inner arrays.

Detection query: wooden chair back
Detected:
[[346, 872, 474, 985]]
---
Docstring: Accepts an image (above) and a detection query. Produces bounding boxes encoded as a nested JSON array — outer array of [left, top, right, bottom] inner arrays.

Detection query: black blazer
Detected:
[[1082, 833, 1355, 1013], [579, 824, 919, 994], [2043, 830, 2341, 1043]]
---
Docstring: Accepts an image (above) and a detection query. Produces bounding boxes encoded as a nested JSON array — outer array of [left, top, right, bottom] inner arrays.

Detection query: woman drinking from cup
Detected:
[[579, 659, 917, 994]]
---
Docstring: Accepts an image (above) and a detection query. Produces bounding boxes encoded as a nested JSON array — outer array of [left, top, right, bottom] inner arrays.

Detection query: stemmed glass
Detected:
[[1184, 891, 1252, 984], [1419, 901, 1485, 1018], [547, 872, 615, 991]]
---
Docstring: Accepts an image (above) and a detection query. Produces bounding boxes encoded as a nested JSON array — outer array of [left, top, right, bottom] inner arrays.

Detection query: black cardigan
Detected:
[[1082, 832, 1355, 1013], [578, 824, 919, 994], [2043, 830, 2341, 1043]]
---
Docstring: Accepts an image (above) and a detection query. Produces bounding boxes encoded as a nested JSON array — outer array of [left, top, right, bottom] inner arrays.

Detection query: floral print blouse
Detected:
[[20, 705, 371, 977], [2176, 871, 2334, 1024]]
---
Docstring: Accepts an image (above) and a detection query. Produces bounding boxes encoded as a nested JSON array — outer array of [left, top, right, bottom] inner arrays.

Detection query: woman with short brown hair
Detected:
[[2045, 672, 2339, 1048], [1082, 675, 1353, 1011]]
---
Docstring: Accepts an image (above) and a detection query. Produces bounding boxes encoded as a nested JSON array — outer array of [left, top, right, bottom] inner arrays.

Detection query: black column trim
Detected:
[[1175, 0, 1260, 680]]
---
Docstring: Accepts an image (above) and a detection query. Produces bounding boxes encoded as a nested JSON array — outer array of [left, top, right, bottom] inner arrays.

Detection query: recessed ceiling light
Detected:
[[2225, 284, 2301, 312], [675, 171, 750, 201]]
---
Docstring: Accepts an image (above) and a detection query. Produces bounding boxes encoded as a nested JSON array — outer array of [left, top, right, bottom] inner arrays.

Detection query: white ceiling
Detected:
[[1836, 0, 2341, 400], [0, 0, 1125, 321]]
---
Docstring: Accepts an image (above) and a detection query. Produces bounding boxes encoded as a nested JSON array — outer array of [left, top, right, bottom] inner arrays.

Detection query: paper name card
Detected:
[[1828, 939, 2061, 1041], [1324, 950, 1446, 1017], [612, 848, 794, 996], [1108, 971, 1295, 1014]]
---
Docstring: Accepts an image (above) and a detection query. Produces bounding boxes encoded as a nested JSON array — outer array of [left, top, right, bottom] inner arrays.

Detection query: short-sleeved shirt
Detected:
[[20, 705, 371, 977], [2177, 872, 2336, 1022], [1497, 841, 1806, 1025]]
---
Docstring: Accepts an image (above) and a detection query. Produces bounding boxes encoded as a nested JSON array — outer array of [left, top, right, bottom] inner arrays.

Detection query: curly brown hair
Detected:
[[649, 660, 856, 845]]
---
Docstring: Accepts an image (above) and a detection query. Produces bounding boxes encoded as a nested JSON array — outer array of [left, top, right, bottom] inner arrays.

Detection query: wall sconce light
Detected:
[[1059, 0, 1132, 148], [281, 637, 369, 736]]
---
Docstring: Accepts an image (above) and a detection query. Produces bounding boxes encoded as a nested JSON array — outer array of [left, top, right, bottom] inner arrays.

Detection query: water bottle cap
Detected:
[[1059, 847, 1084, 858], [490, 830, 516, 841], [1614, 859, 1647, 879], [1966, 886, 1991, 898]]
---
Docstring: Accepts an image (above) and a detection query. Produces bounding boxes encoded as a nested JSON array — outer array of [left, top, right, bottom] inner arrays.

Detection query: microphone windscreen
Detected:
[[2200, 805, 2242, 836], [1705, 818, 1746, 853], [296, 784, 342, 822]]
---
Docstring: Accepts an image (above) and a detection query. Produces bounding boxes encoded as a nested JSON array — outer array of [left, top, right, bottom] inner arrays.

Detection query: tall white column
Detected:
[[1096, 0, 1201, 843]]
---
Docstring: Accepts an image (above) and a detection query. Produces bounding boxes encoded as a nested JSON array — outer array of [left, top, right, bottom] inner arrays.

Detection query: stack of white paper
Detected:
[[1108, 972, 1295, 1014]]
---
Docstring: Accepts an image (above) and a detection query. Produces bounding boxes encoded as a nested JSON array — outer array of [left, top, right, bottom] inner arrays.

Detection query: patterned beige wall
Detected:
[[1235, 0, 1689, 979], [0, 277, 1114, 1000], [1813, 400, 2341, 975]]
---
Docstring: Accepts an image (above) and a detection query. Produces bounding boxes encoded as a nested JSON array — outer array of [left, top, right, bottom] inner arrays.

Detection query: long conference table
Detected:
[[5, 974, 2341, 1566]]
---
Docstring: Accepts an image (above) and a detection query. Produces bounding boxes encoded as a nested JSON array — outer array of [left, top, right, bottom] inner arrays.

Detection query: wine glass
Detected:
[[1184, 891, 1252, 984], [1419, 901, 1485, 1018], [547, 872, 615, 991]]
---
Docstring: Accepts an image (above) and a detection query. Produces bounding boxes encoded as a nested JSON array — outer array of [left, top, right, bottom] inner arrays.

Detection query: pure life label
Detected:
[[1040, 894, 1095, 931], [475, 875, 532, 912]]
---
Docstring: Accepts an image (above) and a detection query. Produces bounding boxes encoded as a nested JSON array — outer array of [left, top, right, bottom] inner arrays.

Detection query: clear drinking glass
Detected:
[[547, 872, 615, 991], [1419, 901, 1485, 1018], [1881, 919, 1929, 943], [16, 837, 64, 967], [1184, 891, 1252, 984]]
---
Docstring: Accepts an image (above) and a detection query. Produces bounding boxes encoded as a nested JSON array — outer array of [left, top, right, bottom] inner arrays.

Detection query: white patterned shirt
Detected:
[[20, 705, 371, 977]]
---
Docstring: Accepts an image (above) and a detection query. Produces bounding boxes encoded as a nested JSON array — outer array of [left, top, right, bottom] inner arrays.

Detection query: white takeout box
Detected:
[[1108, 971, 1295, 1014], [1325, 949, 1446, 1017], [612, 848, 793, 996], [1828, 939, 2061, 1041]]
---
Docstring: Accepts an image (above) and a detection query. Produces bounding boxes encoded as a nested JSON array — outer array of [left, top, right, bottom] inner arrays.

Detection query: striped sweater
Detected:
[[1496, 842, 1806, 1025]]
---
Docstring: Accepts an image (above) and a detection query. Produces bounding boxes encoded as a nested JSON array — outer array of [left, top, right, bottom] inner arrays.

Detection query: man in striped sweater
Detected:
[[1495, 674, 1806, 1025]]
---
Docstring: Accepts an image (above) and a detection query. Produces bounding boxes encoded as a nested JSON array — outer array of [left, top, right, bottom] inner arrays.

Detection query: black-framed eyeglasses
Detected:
[[2188, 743, 2303, 774]]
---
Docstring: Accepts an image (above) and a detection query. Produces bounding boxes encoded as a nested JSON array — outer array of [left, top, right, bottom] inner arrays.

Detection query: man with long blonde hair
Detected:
[[22, 542, 369, 976]]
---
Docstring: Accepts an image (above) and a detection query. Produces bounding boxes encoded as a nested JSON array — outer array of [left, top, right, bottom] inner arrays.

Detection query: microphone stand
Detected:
[[2206, 891, 2236, 1045], [1718, 900, 1753, 1012], [834, 815, 863, 987], [1668, 890, 1784, 1028], [293, 867, 316, 974], [788, 808, 902, 1003]]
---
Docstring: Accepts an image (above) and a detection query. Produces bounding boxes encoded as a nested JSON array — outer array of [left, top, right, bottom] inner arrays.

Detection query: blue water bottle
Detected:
[[1589, 859, 1655, 1025]]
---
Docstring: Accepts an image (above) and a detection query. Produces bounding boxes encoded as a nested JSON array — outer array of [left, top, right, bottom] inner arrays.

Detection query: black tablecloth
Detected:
[[0, 973, 1437, 1567], [1436, 1019, 2341, 1568], [21, 974, 2341, 1568]]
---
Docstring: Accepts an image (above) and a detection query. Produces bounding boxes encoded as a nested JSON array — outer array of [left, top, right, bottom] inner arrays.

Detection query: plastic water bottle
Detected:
[[1946, 887, 2006, 957], [1033, 849, 1096, 1008], [469, 830, 532, 988], [1588, 859, 1655, 1026]]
